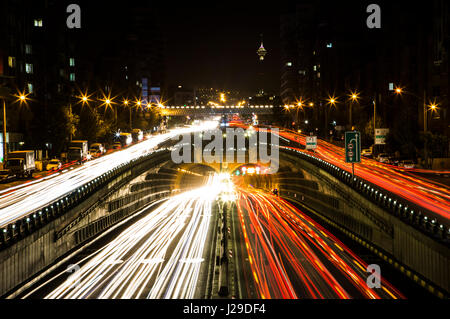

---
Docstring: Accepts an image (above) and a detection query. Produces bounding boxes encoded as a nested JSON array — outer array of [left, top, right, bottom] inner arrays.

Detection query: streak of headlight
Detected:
[[0, 121, 218, 228], [43, 173, 228, 299]]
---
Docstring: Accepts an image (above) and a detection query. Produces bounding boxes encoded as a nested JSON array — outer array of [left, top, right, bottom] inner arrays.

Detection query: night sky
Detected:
[[80, 0, 403, 96], [158, 2, 282, 95]]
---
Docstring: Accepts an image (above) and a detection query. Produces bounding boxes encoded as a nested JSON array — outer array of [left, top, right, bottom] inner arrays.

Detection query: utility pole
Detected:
[[2, 98, 7, 164], [373, 95, 376, 143], [129, 107, 132, 130], [423, 90, 428, 169]]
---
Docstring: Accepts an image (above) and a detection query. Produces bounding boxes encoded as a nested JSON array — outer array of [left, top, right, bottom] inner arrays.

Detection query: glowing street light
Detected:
[[349, 90, 360, 103], [429, 102, 438, 112], [99, 93, 115, 110], [327, 96, 338, 107], [395, 87, 403, 95], [14, 90, 30, 105]]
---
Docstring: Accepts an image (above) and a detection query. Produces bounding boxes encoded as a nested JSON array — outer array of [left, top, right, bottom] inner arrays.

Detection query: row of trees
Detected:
[[17, 101, 162, 157]]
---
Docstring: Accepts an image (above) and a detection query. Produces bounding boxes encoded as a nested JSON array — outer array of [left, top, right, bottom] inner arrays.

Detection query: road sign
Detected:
[[345, 131, 361, 163], [375, 128, 389, 145], [306, 136, 317, 150]]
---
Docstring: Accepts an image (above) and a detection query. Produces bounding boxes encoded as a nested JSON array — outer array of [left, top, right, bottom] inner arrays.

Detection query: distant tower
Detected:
[[257, 34, 267, 61], [256, 34, 267, 96]]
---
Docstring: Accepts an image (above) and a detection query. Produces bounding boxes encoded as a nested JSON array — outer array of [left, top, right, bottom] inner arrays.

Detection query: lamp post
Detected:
[[1, 91, 28, 164], [326, 96, 338, 139], [394, 87, 435, 168], [123, 99, 131, 130], [2, 98, 6, 164]]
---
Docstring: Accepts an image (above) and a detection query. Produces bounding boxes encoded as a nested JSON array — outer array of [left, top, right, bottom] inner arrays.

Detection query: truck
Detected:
[[131, 129, 144, 143], [68, 140, 89, 164], [118, 133, 132, 147], [5, 151, 35, 178]]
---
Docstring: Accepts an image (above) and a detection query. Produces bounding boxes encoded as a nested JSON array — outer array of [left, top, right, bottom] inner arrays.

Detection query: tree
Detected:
[[62, 106, 79, 141]]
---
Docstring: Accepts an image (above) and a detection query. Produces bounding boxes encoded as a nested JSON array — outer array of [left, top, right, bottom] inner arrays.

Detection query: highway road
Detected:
[[232, 186, 405, 299], [0, 122, 218, 228], [279, 130, 450, 224], [22, 174, 225, 299], [229, 122, 450, 226]]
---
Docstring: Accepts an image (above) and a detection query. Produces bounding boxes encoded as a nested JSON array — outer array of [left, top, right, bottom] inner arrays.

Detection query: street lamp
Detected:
[[325, 95, 338, 138], [348, 90, 360, 128], [1, 91, 29, 163], [123, 99, 133, 130], [394, 85, 434, 168]]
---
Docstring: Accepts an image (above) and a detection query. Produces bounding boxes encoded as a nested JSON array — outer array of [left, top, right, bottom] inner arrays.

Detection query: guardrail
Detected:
[[280, 146, 450, 245], [0, 148, 171, 250]]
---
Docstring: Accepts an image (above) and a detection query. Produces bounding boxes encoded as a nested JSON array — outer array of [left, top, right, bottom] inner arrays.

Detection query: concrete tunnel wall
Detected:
[[277, 151, 450, 296], [0, 153, 174, 297]]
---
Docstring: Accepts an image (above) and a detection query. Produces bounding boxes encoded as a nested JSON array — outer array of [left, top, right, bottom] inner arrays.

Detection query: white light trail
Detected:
[[42, 173, 227, 299], [0, 121, 218, 228]]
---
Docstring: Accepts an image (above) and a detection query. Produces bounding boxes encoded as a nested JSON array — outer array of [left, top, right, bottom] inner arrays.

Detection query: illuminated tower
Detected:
[[256, 34, 267, 96], [257, 34, 267, 61]]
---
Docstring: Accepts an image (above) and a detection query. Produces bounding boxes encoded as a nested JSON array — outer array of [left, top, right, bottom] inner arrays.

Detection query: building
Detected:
[[280, 1, 449, 157], [0, 0, 79, 156]]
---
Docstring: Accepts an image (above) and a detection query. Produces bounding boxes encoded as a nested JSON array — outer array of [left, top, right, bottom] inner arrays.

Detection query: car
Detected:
[[377, 153, 390, 164], [389, 157, 400, 166], [112, 142, 122, 150], [400, 160, 415, 169], [361, 149, 372, 157], [89, 143, 106, 157], [0, 169, 12, 183], [46, 159, 62, 171]]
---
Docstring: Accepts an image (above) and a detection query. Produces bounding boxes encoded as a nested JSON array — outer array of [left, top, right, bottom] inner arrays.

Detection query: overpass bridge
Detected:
[[159, 105, 282, 116], [0, 131, 448, 299]]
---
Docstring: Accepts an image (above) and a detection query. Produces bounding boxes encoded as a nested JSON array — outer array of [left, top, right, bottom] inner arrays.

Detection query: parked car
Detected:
[[46, 159, 62, 171], [0, 169, 12, 183], [361, 149, 372, 158], [389, 157, 400, 166], [377, 153, 390, 164], [400, 160, 415, 169], [89, 143, 106, 157], [112, 142, 122, 150]]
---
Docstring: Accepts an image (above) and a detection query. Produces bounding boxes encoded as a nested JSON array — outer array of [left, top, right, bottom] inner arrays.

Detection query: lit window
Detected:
[[27, 83, 33, 93], [8, 56, 16, 68], [327, 43, 333, 48], [69, 58, 75, 67], [286, 62, 292, 67], [25, 63, 33, 74], [69, 73, 75, 82], [25, 44, 32, 55], [34, 19, 43, 27], [389, 83, 394, 91], [313, 65, 317, 71]]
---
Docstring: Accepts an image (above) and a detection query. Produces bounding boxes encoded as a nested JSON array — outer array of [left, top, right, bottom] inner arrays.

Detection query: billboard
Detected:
[[306, 136, 317, 150], [375, 129, 389, 145]]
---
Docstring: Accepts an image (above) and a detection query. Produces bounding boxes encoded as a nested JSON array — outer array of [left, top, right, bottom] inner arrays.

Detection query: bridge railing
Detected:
[[279, 146, 450, 246], [0, 148, 170, 250]]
